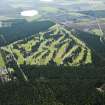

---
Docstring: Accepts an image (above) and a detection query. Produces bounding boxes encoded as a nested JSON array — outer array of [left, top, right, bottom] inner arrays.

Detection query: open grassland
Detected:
[[40, 6, 59, 13], [0, 52, 5, 67]]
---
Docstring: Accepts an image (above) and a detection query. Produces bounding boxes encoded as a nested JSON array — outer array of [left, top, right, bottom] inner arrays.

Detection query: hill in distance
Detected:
[[0, 22, 92, 67]]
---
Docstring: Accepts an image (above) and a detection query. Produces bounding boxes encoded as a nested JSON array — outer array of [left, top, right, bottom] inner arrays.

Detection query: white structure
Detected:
[[21, 10, 38, 17]]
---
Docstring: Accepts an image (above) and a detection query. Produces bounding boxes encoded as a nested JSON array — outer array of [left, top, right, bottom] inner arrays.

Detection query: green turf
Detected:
[[1, 24, 92, 66]]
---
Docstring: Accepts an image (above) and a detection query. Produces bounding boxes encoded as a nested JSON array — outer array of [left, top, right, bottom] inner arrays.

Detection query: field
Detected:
[[0, 24, 92, 68], [0, 52, 5, 67], [40, 6, 59, 13]]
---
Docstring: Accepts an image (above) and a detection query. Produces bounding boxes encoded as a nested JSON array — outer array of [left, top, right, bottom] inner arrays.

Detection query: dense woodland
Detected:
[[0, 20, 54, 46], [0, 65, 105, 105]]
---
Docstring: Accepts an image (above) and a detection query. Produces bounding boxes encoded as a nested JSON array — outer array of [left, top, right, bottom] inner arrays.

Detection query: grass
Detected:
[[72, 47, 85, 65], [90, 29, 103, 37], [85, 49, 92, 64], [40, 6, 59, 13], [0, 52, 5, 67], [11, 47, 24, 65], [54, 42, 68, 64], [1, 24, 93, 66]]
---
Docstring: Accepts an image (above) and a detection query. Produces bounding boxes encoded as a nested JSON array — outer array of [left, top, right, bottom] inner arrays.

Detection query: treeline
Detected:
[[1, 79, 105, 105], [0, 64, 105, 105], [20, 64, 105, 80], [0, 19, 55, 46]]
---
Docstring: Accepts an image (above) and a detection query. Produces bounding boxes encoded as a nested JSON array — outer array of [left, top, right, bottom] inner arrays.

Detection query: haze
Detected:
[[0, 0, 105, 19]]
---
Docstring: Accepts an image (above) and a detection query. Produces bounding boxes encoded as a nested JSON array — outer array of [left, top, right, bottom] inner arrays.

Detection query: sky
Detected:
[[0, 0, 105, 9], [1, 0, 105, 9]]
